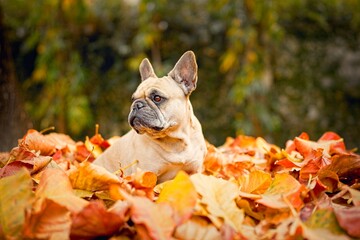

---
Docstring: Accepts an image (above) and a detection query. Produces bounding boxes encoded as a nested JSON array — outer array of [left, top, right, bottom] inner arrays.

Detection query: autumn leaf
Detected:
[[23, 198, 71, 240], [44, 132, 76, 152], [36, 168, 88, 213], [256, 173, 304, 209], [236, 199, 263, 220], [74, 143, 95, 162], [190, 173, 244, 233], [68, 161, 121, 191], [157, 171, 197, 225], [0, 169, 34, 239], [333, 205, 360, 238], [0, 154, 52, 178], [124, 193, 175, 240], [174, 216, 222, 240], [18, 129, 56, 156], [323, 154, 360, 184], [1, 127, 359, 239], [303, 208, 350, 240], [239, 169, 271, 194], [70, 200, 130, 238], [347, 187, 360, 206], [85, 136, 103, 158], [0, 161, 33, 178], [294, 135, 344, 159], [131, 168, 157, 189]]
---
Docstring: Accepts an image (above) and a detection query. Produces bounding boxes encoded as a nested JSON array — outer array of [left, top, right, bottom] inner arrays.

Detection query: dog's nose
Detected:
[[134, 100, 145, 110]]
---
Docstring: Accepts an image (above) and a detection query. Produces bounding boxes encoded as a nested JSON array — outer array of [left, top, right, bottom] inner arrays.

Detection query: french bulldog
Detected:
[[93, 51, 207, 183]]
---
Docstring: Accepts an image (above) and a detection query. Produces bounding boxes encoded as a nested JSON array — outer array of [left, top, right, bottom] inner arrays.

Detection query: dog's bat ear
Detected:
[[139, 58, 157, 81], [168, 51, 198, 95]]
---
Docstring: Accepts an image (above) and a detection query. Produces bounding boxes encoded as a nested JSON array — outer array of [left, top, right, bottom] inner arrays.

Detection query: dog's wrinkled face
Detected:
[[128, 51, 198, 138]]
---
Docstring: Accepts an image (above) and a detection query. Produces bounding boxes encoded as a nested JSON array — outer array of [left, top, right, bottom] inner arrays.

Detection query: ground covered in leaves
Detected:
[[0, 128, 359, 239]]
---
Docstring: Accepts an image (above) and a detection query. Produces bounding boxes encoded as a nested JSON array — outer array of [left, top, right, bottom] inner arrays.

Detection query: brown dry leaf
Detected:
[[174, 216, 221, 240], [157, 171, 197, 225], [68, 161, 121, 191], [70, 200, 130, 238], [125, 193, 175, 240], [190, 173, 244, 233], [19, 129, 56, 156], [324, 154, 360, 184], [36, 168, 88, 213], [23, 198, 71, 240]]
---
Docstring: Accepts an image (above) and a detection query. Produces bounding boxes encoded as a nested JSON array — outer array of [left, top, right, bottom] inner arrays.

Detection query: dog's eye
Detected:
[[153, 95, 162, 103]]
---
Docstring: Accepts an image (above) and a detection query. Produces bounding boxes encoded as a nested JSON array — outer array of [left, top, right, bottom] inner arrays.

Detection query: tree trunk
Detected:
[[0, 4, 32, 151]]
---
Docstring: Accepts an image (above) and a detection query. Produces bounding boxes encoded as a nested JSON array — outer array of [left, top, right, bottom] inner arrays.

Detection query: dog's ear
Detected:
[[168, 51, 198, 95], [139, 58, 157, 81]]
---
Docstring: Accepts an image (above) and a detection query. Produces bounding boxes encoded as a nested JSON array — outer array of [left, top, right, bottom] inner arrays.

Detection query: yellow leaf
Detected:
[[220, 51, 237, 73], [190, 173, 244, 232], [68, 161, 121, 191], [157, 171, 197, 225]]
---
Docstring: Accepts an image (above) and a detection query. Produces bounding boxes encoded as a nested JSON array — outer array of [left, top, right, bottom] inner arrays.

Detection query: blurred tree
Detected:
[[0, 4, 31, 151], [1, 0, 360, 149]]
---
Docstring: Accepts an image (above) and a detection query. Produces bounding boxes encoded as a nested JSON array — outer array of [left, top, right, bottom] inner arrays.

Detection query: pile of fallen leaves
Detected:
[[0, 128, 359, 239]]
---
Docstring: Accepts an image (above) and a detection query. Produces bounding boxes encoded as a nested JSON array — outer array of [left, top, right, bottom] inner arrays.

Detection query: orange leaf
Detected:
[[36, 168, 88, 213], [68, 161, 121, 191], [70, 200, 129, 238], [19, 129, 56, 156], [294, 136, 344, 159], [239, 169, 271, 194], [125, 194, 175, 239], [256, 173, 303, 209], [157, 171, 197, 225], [132, 168, 157, 189], [23, 199, 71, 239]]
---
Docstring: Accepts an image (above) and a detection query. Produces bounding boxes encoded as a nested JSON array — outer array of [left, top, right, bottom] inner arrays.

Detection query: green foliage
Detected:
[[2, 0, 360, 147]]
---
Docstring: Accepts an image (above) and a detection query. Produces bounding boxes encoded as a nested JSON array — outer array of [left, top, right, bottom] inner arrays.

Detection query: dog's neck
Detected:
[[149, 101, 199, 152]]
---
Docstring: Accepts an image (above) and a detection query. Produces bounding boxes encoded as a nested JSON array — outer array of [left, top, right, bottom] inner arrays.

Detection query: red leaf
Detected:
[[0, 161, 33, 178], [333, 205, 360, 238], [285, 132, 309, 153], [74, 143, 95, 162]]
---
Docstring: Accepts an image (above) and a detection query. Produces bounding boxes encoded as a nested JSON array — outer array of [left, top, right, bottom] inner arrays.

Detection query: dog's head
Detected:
[[128, 51, 198, 138]]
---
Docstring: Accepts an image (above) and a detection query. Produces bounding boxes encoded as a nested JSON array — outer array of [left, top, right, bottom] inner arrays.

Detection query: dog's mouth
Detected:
[[129, 115, 164, 134]]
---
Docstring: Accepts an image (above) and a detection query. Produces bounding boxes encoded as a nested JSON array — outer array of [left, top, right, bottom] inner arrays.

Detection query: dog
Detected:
[[93, 51, 207, 183]]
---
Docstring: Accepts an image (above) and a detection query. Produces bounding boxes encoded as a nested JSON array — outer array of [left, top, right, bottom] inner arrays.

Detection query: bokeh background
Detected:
[[1, 0, 360, 151]]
